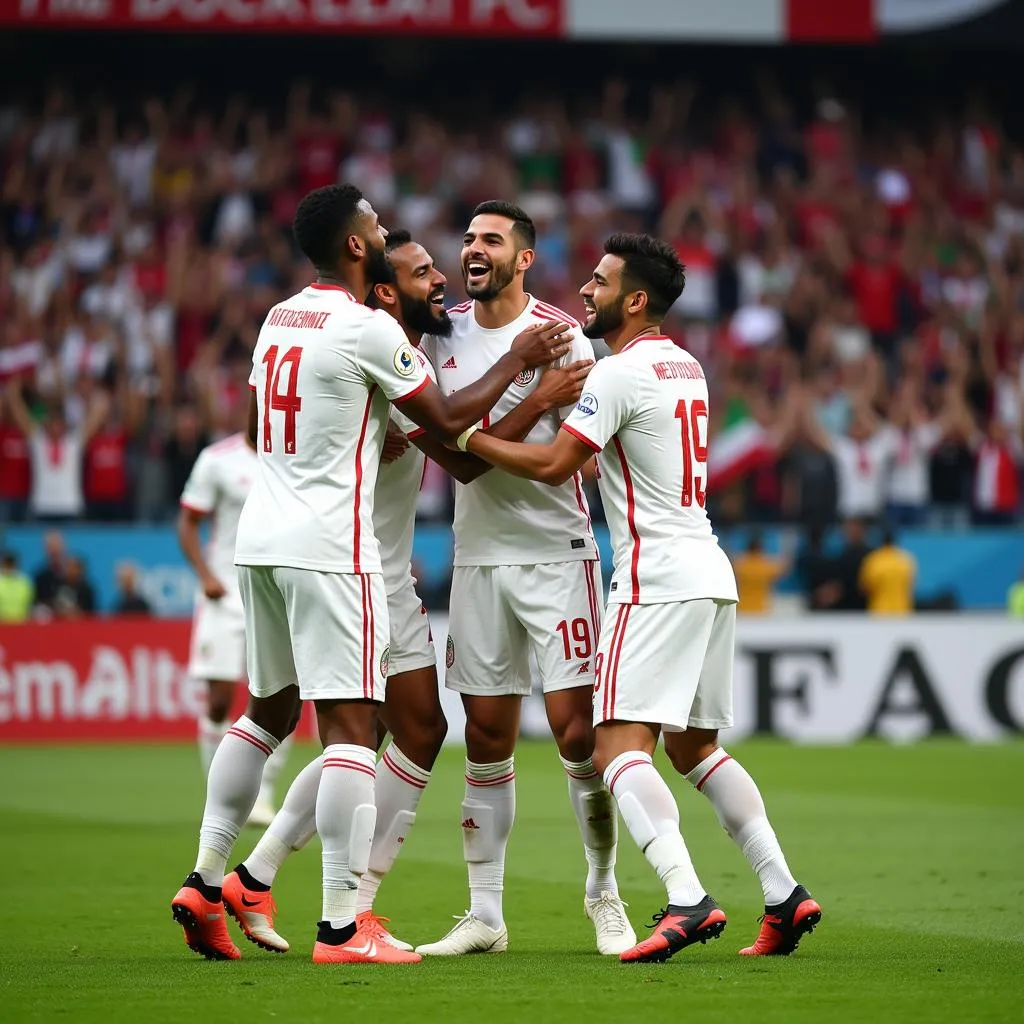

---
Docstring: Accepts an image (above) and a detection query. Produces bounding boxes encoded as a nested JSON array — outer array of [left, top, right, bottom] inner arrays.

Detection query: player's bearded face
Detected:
[[398, 285, 453, 338], [462, 250, 517, 300], [581, 291, 626, 340]]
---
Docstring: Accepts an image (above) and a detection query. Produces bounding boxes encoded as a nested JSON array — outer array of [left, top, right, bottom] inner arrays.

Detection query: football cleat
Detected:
[[171, 873, 241, 961], [739, 884, 822, 956], [619, 895, 727, 964], [584, 892, 637, 955], [312, 920, 421, 964], [414, 912, 509, 956], [222, 870, 289, 953], [355, 911, 414, 952]]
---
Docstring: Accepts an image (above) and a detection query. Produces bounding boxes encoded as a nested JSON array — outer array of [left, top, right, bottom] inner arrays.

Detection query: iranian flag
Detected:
[[707, 398, 777, 493]]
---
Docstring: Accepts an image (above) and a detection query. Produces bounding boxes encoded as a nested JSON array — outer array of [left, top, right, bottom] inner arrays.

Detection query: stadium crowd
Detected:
[[1, 75, 1023, 533]]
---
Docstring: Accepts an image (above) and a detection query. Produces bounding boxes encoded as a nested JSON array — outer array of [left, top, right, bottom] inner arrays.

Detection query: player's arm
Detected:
[[396, 321, 572, 441], [176, 452, 226, 600], [462, 427, 596, 486], [3, 377, 39, 436], [247, 388, 258, 448], [410, 360, 593, 485]]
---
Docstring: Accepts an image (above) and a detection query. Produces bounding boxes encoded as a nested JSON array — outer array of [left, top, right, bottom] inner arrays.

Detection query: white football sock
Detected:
[[604, 750, 706, 907], [195, 716, 278, 887], [256, 733, 294, 807], [463, 757, 515, 930], [198, 715, 230, 778], [560, 755, 619, 899], [355, 743, 430, 915], [686, 748, 797, 906], [244, 754, 322, 887], [318, 744, 376, 929]]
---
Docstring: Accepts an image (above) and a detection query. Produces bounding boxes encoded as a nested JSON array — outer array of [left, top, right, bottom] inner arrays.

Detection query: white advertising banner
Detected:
[[430, 614, 1024, 745]]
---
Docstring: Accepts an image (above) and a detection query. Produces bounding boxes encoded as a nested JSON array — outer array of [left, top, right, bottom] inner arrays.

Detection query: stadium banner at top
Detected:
[[0, 0, 1016, 40]]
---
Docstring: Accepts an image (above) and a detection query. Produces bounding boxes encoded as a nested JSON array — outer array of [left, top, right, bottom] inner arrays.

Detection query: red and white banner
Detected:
[[0, 0, 1011, 38]]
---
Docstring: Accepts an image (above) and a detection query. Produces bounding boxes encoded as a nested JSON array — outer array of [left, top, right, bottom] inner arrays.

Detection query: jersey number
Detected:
[[557, 617, 592, 660], [262, 345, 303, 454], [675, 398, 708, 508]]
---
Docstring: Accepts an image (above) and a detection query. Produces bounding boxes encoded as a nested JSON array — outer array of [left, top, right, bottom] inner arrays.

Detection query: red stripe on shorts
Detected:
[[605, 604, 631, 720]]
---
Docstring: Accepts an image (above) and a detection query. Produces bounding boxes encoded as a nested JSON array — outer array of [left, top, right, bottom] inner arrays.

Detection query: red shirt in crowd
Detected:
[[84, 427, 129, 503], [847, 260, 902, 334], [296, 132, 340, 193], [0, 425, 30, 500]]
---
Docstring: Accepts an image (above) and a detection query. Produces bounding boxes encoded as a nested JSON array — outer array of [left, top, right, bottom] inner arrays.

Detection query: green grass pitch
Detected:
[[1, 740, 1021, 1023]]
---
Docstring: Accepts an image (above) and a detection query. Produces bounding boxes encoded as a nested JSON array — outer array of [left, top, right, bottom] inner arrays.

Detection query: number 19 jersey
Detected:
[[235, 282, 429, 574], [562, 335, 737, 605]]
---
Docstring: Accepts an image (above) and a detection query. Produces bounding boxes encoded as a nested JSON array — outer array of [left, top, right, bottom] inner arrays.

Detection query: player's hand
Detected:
[[202, 576, 227, 601], [510, 320, 573, 369], [382, 424, 410, 464], [535, 359, 594, 410]]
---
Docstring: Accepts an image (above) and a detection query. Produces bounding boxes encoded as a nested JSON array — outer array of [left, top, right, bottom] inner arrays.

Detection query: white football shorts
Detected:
[[445, 561, 603, 697], [188, 589, 246, 683], [594, 598, 736, 732], [386, 576, 436, 676], [238, 565, 388, 702]]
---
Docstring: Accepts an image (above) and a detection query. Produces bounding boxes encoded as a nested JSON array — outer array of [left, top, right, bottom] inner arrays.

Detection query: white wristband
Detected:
[[456, 425, 480, 452]]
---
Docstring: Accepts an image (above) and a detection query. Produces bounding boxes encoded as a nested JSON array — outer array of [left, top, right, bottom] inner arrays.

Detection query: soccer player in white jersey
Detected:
[[457, 233, 823, 964], [169, 184, 573, 966], [411, 201, 634, 958], [218, 231, 589, 956], [178, 410, 292, 828]]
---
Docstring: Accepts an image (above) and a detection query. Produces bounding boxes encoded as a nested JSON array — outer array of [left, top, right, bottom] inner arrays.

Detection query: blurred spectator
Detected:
[[51, 555, 96, 619], [972, 419, 1021, 526], [31, 530, 70, 613], [796, 527, 839, 612], [1007, 567, 1024, 618], [733, 532, 788, 615], [0, 550, 34, 622], [859, 529, 917, 616], [832, 518, 872, 612], [111, 561, 152, 616]]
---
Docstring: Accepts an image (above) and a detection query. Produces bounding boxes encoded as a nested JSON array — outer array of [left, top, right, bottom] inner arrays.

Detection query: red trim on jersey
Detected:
[[382, 750, 428, 789], [406, 427, 426, 440], [619, 334, 673, 354], [393, 376, 430, 404], [248, 383, 257, 391], [561, 423, 601, 453], [695, 755, 733, 792], [309, 282, 355, 300], [323, 758, 377, 780], [449, 301, 472, 314], [612, 436, 641, 602], [227, 726, 273, 757], [366, 574, 377, 701], [583, 561, 600, 654], [572, 471, 594, 538], [533, 298, 582, 328], [351, 387, 378, 573], [607, 756, 648, 795], [178, 500, 211, 517], [605, 604, 631, 720]]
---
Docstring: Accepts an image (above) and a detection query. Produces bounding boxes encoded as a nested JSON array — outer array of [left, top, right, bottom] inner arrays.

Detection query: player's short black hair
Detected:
[[384, 229, 414, 256], [472, 200, 536, 251], [292, 184, 366, 271], [603, 233, 686, 319]]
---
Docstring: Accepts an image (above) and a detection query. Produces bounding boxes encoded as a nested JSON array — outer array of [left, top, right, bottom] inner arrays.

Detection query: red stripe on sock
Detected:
[[466, 772, 515, 788], [607, 757, 650, 795], [323, 759, 377, 780], [227, 728, 273, 757], [565, 769, 599, 781], [695, 755, 733, 792], [382, 751, 428, 790]]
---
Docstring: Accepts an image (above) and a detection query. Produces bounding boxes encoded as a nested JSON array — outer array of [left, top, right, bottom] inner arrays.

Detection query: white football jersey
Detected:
[[423, 295, 598, 567], [562, 335, 737, 605], [235, 282, 429, 573], [179, 432, 257, 594], [375, 346, 434, 594]]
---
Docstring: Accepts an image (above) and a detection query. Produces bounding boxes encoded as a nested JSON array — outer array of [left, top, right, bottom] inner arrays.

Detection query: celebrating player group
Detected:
[[170, 183, 822, 967]]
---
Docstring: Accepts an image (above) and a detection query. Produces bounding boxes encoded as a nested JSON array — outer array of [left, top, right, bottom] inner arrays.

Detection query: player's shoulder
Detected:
[[528, 295, 582, 330], [204, 432, 247, 463]]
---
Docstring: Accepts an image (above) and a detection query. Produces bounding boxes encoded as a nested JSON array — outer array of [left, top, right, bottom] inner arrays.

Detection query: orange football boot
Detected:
[[171, 873, 241, 960], [222, 870, 289, 953], [740, 884, 822, 956], [620, 895, 727, 964], [312, 919, 422, 964], [355, 911, 415, 952]]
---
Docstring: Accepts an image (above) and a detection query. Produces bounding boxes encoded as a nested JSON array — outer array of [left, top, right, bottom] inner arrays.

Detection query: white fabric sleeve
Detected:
[[179, 448, 216, 512], [561, 358, 634, 453], [356, 310, 430, 403]]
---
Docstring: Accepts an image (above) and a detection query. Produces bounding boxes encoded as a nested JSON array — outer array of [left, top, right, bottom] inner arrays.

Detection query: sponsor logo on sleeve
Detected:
[[394, 345, 416, 376], [575, 392, 598, 416]]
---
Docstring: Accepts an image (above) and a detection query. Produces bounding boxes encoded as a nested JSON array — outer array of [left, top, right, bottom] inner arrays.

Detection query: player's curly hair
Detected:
[[603, 233, 686, 319], [292, 184, 366, 271], [384, 229, 414, 258], [472, 200, 536, 251]]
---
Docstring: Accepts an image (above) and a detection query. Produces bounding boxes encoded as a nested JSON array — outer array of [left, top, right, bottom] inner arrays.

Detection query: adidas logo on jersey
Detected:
[[442, 356, 458, 369]]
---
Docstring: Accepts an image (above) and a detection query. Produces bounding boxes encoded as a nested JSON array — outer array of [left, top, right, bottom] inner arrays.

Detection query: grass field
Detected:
[[1, 740, 1021, 1023]]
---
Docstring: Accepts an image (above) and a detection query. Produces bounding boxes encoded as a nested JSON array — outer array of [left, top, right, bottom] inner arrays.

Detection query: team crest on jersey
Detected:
[[394, 345, 416, 377], [576, 392, 598, 416], [446, 635, 456, 669], [513, 368, 536, 387], [380, 645, 390, 678]]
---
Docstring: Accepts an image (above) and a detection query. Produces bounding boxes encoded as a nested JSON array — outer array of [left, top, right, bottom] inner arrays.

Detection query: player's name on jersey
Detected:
[[652, 359, 705, 381], [267, 308, 332, 330]]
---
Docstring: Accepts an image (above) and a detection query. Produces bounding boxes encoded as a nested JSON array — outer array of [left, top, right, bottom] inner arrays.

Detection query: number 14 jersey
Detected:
[[236, 282, 429, 574], [561, 335, 737, 606]]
